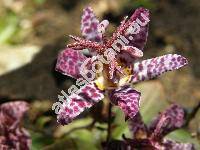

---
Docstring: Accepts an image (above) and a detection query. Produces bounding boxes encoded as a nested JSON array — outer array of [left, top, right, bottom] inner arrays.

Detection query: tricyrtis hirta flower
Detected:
[[123, 104, 195, 150], [0, 101, 31, 150], [55, 6, 188, 125]]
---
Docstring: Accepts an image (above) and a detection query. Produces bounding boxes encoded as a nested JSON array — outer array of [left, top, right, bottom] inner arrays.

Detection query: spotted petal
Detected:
[[81, 7, 102, 42], [150, 104, 184, 139], [55, 48, 88, 79], [109, 85, 140, 120], [57, 81, 105, 125], [0, 101, 31, 150], [0, 101, 29, 129], [125, 7, 150, 50], [0, 145, 9, 150], [131, 54, 188, 83], [116, 8, 149, 65], [163, 139, 195, 150]]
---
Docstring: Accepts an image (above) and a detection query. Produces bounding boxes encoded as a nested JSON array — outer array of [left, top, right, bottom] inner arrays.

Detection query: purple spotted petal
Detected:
[[150, 104, 184, 139], [125, 7, 150, 50], [109, 85, 140, 120], [128, 113, 147, 139], [97, 20, 109, 35], [55, 48, 88, 79], [118, 46, 143, 67], [131, 54, 188, 83], [81, 7, 102, 42], [57, 82, 104, 125], [0, 144, 9, 150], [0, 128, 31, 150], [117, 8, 149, 66], [0, 101, 31, 150], [0, 101, 29, 129], [163, 139, 195, 150]]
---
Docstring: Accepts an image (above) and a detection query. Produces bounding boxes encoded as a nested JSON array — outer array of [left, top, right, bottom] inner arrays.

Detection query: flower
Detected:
[[0, 101, 31, 150], [55, 7, 188, 125], [121, 104, 195, 150]]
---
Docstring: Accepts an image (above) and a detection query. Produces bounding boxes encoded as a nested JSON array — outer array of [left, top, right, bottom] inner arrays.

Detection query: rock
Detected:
[[0, 41, 73, 101], [0, 45, 40, 76]]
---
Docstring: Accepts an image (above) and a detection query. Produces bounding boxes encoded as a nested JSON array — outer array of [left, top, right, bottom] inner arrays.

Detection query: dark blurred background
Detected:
[[0, 0, 199, 149]]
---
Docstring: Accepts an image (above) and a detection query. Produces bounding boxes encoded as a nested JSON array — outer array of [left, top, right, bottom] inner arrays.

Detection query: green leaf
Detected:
[[42, 137, 76, 150], [0, 12, 19, 44], [69, 130, 98, 150], [111, 107, 131, 139], [31, 132, 54, 150], [36, 116, 52, 129], [166, 129, 200, 149], [54, 118, 93, 138]]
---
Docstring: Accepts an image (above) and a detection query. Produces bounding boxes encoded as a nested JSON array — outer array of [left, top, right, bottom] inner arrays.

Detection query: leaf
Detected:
[[112, 107, 131, 139], [54, 118, 93, 138], [36, 116, 53, 129], [166, 129, 200, 149], [43, 137, 76, 150], [69, 130, 99, 150], [31, 132, 54, 150], [0, 12, 19, 44]]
